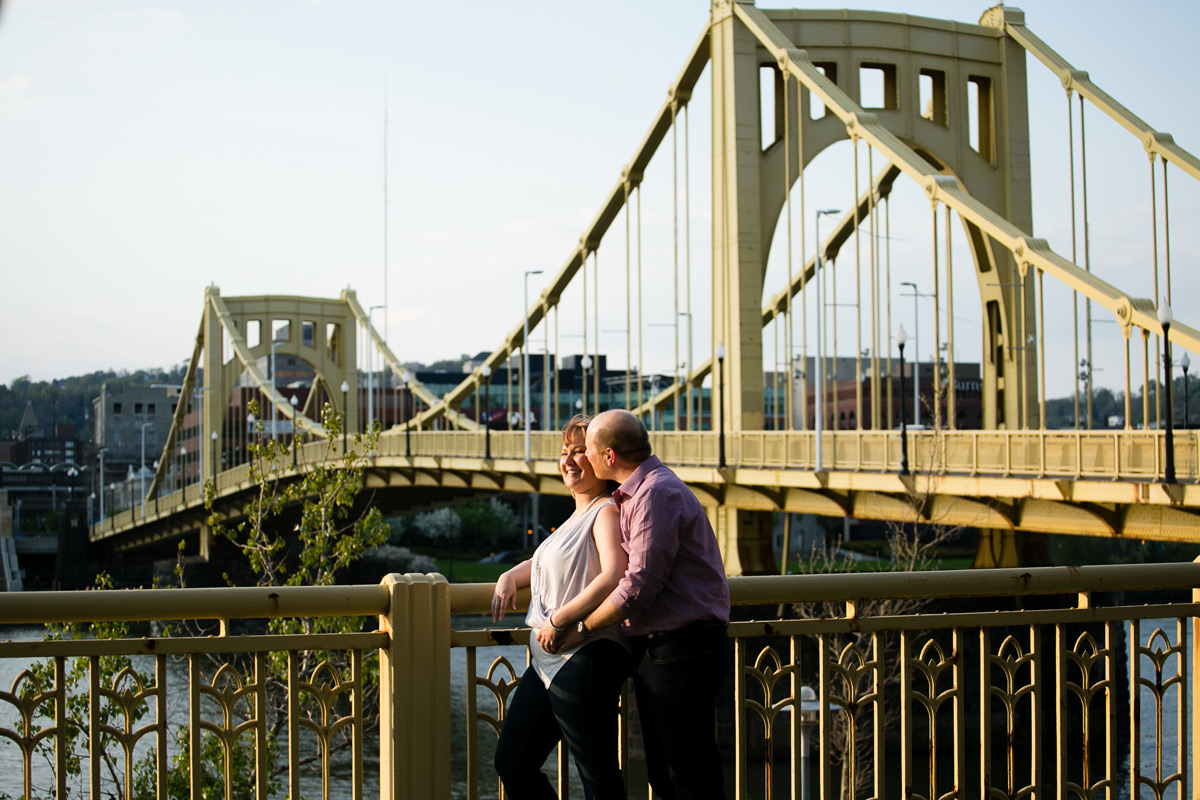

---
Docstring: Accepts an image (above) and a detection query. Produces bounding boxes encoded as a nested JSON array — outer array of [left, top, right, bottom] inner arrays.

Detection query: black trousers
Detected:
[[494, 638, 633, 800], [632, 622, 732, 800]]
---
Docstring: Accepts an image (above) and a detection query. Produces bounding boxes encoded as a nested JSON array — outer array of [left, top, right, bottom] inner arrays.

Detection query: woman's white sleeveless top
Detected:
[[526, 496, 627, 687]]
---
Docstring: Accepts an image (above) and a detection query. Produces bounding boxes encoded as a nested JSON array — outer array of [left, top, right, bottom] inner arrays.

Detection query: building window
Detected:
[[135, 403, 143, 414], [148, 403, 156, 414], [113, 403, 122, 414]]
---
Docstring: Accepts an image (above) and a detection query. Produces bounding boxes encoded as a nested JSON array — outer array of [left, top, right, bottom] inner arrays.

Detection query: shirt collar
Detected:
[[612, 455, 663, 504]]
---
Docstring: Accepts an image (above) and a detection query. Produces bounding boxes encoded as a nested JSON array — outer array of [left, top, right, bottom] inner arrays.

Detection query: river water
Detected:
[[0, 617, 1192, 798]]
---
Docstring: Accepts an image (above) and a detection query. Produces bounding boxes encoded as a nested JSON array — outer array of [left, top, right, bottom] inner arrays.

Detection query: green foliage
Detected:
[[457, 497, 520, 548], [130, 727, 279, 800]]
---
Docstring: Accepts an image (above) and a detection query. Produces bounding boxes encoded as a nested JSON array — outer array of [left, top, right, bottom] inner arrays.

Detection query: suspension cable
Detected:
[[885, 193, 892, 430], [1080, 94, 1094, 431], [1068, 91, 1080, 430], [636, 185, 643, 417], [868, 145, 879, 430], [684, 104, 693, 431], [625, 183, 632, 407], [672, 101, 681, 430], [784, 69, 794, 430], [593, 248, 601, 415], [931, 202, 941, 431], [853, 136, 863, 430], [946, 204, 956, 430], [1151, 156, 1160, 428], [1037, 268, 1046, 430]]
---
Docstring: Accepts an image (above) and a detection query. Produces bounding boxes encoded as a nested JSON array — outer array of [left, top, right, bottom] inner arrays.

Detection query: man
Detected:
[[547, 408, 731, 799]]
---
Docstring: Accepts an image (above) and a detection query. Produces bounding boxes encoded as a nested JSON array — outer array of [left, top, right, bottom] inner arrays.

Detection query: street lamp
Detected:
[[897, 325, 910, 475], [97, 447, 108, 523], [1183, 352, 1191, 429], [680, 311, 694, 429], [715, 341, 727, 469], [402, 374, 412, 459], [523, 269, 544, 461], [580, 355, 593, 416], [139, 423, 149, 518], [210, 431, 219, 484], [814, 208, 841, 471], [290, 395, 299, 468], [900, 281, 921, 427], [1159, 302, 1176, 484], [481, 365, 492, 459], [340, 380, 350, 453], [269, 337, 281, 440], [179, 445, 187, 500], [246, 412, 256, 464]]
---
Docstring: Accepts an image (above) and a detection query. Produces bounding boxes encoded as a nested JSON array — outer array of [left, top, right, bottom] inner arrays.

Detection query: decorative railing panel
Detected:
[[4, 566, 1197, 799]]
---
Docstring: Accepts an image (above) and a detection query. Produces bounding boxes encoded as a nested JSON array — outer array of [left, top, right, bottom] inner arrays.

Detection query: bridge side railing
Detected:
[[1, 565, 1198, 799]]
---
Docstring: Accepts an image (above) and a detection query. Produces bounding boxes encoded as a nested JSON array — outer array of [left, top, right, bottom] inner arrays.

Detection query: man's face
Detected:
[[584, 423, 612, 480]]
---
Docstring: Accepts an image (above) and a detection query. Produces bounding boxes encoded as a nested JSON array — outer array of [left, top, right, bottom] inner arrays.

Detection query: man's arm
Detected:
[[545, 598, 628, 653]]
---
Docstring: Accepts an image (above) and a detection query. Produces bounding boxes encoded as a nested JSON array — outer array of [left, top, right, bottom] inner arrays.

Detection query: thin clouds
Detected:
[[0, 72, 39, 116]]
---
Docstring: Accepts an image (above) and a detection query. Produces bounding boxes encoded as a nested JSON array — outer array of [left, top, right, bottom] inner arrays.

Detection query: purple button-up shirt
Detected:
[[607, 456, 730, 636]]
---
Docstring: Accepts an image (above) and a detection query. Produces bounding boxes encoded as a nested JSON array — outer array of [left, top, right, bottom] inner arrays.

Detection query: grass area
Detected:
[[434, 559, 509, 583]]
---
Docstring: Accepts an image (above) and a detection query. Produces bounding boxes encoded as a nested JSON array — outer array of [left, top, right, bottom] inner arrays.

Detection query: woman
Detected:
[[491, 414, 632, 800]]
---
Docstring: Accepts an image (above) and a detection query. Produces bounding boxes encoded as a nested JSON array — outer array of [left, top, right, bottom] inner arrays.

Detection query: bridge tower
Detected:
[[709, 2, 1036, 571]]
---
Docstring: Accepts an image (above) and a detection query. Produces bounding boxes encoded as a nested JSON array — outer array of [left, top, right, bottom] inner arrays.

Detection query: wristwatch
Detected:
[[576, 620, 594, 638]]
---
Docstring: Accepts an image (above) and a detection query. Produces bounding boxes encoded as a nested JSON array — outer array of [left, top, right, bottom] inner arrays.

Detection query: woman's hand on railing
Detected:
[[491, 571, 519, 622]]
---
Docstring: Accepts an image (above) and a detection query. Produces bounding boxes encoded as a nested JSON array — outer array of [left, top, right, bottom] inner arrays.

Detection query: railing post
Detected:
[[379, 573, 451, 800], [1193, 554, 1199, 797]]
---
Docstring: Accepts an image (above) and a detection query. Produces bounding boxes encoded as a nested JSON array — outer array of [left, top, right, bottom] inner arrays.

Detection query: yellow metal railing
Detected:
[[2, 565, 1199, 799]]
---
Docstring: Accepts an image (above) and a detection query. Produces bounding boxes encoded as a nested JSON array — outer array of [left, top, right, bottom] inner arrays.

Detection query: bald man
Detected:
[[547, 409, 731, 799]]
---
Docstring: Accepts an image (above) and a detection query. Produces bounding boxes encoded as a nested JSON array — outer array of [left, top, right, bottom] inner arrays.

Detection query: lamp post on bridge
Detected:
[[899, 281, 921, 427], [246, 413, 255, 464], [340, 381, 350, 454], [210, 431, 218, 487], [814, 208, 841, 471], [580, 355, 593, 416], [1183, 352, 1191, 430], [715, 342, 726, 469], [481, 365, 492, 460], [897, 324, 910, 476], [1160, 302, 1176, 484], [402, 374, 412, 459], [179, 445, 187, 501], [290, 395, 299, 469]]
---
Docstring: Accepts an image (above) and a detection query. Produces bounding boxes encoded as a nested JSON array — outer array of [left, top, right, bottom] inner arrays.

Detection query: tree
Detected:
[[414, 506, 462, 546]]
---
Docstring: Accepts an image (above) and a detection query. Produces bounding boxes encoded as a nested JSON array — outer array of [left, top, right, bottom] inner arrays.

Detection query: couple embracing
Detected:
[[491, 409, 732, 800]]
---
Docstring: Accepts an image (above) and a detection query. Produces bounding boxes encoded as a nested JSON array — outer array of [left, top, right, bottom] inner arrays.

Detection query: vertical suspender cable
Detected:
[[798, 85, 807, 431], [1068, 92, 1081, 430], [542, 300, 549, 434], [1080, 95, 1095, 431], [554, 304, 560, 430], [684, 104, 694, 431], [636, 186, 643, 418], [830, 251, 838, 431], [885, 194, 893, 430], [593, 249, 601, 414], [1124, 334, 1132, 430], [625, 184, 632, 407], [868, 146, 879, 430], [853, 137, 863, 430], [672, 102, 681, 431], [582, 251, 589, 415], [1151, 158, 1160, 428], [784, 70, 794, 430], [1143, 331, 1151, 430], [932, 203, 941, 431], [1163, 161, 1173, 306], [1037, 269, 1046, 429], [946, 205, 956, 429]]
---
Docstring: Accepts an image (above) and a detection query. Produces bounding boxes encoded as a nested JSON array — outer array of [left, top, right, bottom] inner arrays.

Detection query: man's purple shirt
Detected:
[[606, 455, 730, 636]]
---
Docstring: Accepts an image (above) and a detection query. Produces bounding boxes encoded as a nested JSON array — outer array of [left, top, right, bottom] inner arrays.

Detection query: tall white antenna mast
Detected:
[[383, 76, 389, 343]]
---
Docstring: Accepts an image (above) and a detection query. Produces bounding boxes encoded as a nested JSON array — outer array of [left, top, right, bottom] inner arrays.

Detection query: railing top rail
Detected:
[[451, 563, 1200, 614], [0, 582, 391, 626]]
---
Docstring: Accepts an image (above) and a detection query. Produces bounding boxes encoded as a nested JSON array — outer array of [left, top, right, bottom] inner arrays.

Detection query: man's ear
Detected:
[[606, 448, 618, 467]]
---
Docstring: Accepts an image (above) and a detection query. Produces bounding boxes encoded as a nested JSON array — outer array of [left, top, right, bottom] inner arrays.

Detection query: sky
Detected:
[[2, 0, 1198, 402]]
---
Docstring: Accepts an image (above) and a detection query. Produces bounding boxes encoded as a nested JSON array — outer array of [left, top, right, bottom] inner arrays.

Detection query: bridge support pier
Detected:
[[199, 522, 214, 562], [972, 528, 1019, 569], [711, 506, 776, 577]]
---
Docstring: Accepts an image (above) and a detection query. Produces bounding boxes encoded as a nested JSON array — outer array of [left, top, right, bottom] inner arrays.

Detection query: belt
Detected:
[[643, 618, 725, 641]]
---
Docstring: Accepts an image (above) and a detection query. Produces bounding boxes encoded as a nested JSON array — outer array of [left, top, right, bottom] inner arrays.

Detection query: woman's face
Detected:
[[560, 428, 602, 496]]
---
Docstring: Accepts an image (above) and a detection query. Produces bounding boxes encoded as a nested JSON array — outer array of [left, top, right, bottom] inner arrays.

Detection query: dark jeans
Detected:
[[494, 638, 633, 800], [632, 621, 733, 800]]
